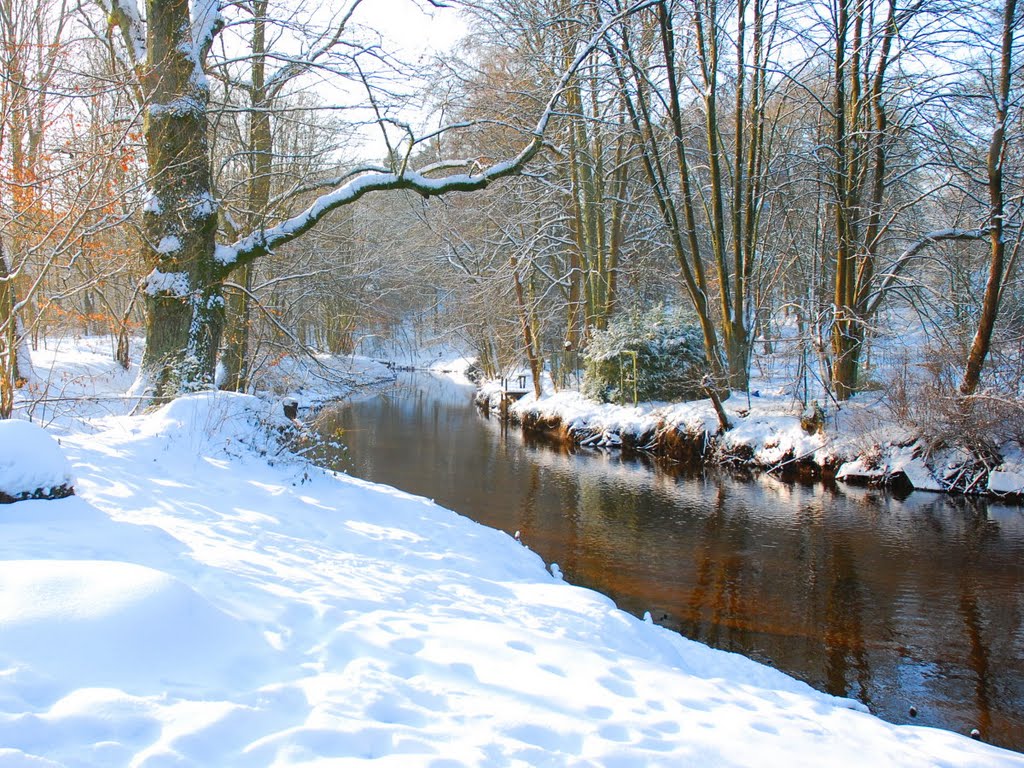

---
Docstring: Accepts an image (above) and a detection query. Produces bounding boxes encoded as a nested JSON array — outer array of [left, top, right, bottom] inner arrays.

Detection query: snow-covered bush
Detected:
[[582, 307, 708, 404], [0, 419, 75, 503]]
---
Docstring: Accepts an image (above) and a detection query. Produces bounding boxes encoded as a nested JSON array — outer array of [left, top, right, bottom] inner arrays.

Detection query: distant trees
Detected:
[[1, 0, 143, 415], [420, 0, 1024, 402], [0, 0, 69, 415]]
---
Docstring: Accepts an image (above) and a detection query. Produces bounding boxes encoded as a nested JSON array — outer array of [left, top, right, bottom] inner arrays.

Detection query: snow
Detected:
[[0, 420, 73, 498], [190, 192, 217, 220], [989, 451, 1024, 494], [143, 269, 190, 297], [493, 384, 837, 469], [156, 235, 182, 254], [214, 243, 238, 265], [148, 97, 204, 118], [833, 443, 944, 492], [190, 0, 222, 60], [98, 0, 147, 64], [244, 351, 396, 409], [0, 340, 1021, 766], [142, 191, 162, 215], [0, 560, 267, 692], [989, 469, 1024, 494]]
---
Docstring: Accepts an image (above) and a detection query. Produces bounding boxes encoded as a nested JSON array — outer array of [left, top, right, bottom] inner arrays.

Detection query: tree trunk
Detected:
[[828, 0, 899, 400], [140, 0, 223, 398], [222, 0, 270, 393], [0, 243, 17, 418], [511, 255, 543, 399], [221, 265, 252, 391]]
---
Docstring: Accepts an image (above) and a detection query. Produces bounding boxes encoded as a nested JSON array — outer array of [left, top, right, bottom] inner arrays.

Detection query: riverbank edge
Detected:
[[474, 384, 1024, 500]]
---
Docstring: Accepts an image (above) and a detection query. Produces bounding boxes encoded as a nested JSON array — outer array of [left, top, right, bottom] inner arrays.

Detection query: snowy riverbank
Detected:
[[1, 339, 1021, 765], [478, 378, 1024, 499]]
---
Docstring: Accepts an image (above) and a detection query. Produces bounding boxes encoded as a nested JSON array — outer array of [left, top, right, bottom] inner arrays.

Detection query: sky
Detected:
[[356, 0, 469, 58], [306, 0, 473, 158]]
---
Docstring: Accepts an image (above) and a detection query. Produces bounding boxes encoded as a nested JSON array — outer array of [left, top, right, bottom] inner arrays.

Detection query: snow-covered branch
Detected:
[[267, 158, 487, 210], [221, 158, 536, 268], [97, 0, 147, 66], [220, 0, 659, 271], [190, 0, 224, 66], [864, 228, 987, 316]]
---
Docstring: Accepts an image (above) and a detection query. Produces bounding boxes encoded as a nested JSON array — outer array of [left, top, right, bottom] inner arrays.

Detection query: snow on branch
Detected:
[[222, 0, 659, 270], [864, 228, 986, 316], [98, 0, 147, 66], [190, 0, 224, 65], [266, 158, 484, 210], [224, 162, 532, 267]]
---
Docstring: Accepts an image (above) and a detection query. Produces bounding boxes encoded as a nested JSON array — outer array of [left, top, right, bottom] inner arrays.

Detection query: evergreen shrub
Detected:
[[581, 307, 708, 404]]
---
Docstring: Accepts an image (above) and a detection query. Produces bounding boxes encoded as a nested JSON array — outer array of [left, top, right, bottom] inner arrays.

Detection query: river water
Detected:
[[311, 373, 1024, 752]]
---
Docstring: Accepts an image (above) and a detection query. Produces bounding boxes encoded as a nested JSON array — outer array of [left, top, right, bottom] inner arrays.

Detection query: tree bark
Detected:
[[0, 243, 17, 418], [511, 255, 543, 399]]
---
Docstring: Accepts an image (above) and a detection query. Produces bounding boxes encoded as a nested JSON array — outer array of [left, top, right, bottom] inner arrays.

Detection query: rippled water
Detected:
[[311, 374, 1024, 752]]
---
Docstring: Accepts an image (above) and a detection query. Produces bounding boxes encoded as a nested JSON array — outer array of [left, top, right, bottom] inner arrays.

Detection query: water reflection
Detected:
[[311, 374, 1024, 752]]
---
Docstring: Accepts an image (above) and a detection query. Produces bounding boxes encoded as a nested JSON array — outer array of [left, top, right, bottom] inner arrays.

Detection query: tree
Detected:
[[0, 0, 133, 415], [609, 0, 781, 392], [791, 0, 987, 400], [433, 0, 646, 385], [826, 0, 901, 400], [961, 0, 1019, 395], [0, 0, 69, 415]]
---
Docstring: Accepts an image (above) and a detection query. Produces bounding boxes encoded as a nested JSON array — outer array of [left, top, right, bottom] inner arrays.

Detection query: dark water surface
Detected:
[[312, 374, 1024, 752]]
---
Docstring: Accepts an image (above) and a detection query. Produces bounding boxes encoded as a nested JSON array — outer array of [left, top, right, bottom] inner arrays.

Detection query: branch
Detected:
[[221, 280, 336, 378], [222, 160, 536, 268], [96, 0, 147, 67], [219, 0, 659, 271], [267, 158, 481, 209], [191, 0, 225, 65], [864, 228, 986, 317], [265, 0, 365, 98]]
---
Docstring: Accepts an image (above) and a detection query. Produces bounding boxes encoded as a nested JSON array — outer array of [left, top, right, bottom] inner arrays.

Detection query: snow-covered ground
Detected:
[[482, 352, 1024, 498], [1, 337, 1021, 766], [483, 382, 841, 465]]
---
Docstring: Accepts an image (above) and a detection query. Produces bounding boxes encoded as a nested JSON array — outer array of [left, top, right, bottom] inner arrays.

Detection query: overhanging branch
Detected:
[[864, 228, 986, 317], [219, 0, 660, 272]]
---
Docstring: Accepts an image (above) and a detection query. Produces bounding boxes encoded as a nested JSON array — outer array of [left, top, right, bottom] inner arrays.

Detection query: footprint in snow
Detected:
[[598, 675, 636, 698], [389, 637, 424, 655]]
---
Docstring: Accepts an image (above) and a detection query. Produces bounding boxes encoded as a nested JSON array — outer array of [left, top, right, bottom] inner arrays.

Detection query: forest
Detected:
[[1, 0, 1022, 449], [4, 2, 1024, 760]]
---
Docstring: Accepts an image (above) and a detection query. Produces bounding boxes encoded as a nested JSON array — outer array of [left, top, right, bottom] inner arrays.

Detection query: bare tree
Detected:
[[961, 0, 1020, 395], [608, 0, 783, 392]]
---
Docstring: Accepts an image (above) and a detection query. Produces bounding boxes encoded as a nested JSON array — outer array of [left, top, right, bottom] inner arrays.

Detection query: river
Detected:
[[310, 373, 1024, 752]]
